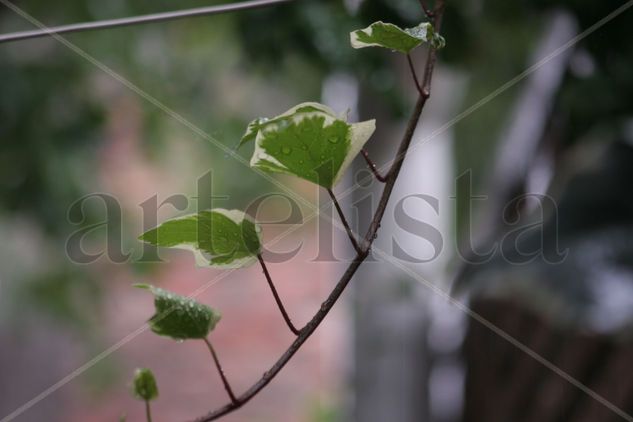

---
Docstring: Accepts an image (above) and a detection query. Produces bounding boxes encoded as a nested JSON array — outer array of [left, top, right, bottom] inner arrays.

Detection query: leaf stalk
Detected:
[[327, 189, 363, 254], [257, 254, 301, 336], [203, 338, 237, 404]]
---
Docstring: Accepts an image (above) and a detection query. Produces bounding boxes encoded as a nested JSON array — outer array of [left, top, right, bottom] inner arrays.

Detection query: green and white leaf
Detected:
[[132, 368, 159, 401], [238, 102, 375, 189], [350, 21, 445, 53], [135, 284, 221, 340], [139, 208, 262, 269]]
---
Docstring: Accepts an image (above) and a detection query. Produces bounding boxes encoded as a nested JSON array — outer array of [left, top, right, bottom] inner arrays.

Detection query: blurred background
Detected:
[[2, 0, 633, 421]]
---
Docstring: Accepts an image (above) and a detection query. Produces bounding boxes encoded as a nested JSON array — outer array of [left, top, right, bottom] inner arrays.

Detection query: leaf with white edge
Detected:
[[350, 21, 445, 53], [139, 208, 262, 269], [132, 368, 159, 401], [239, 102, 375, 189], [135, 284, 221, 340]]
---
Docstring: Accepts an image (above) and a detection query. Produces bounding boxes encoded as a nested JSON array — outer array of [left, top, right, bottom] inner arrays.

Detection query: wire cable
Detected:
[[0, 0, 292, 44]]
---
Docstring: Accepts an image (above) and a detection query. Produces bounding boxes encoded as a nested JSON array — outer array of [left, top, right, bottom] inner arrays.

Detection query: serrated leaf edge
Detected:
[[239, 102, 341, 148], [134, 283, 222, 339], [350, 21, 443, 53], [333, 118, 376, 186], [138, 209, 262, 269], [247, 102, 375, 188]]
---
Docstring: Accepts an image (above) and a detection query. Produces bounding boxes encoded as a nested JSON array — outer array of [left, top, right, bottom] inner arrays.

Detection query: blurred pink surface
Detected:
[[72, 244, 347, 422]]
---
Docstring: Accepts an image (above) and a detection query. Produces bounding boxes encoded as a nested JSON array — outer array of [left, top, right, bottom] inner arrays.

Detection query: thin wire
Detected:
[[0, 0, 293, 44]]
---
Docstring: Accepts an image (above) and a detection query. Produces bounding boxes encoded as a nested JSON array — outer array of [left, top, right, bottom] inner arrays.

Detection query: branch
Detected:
[[327, 188, 362, 255], [382, 1, 445, 184], [203, 338, 237, 404], [257, 254, 301, 335], [192, 256, 367, 421], [407, 54, 425, 97], [191, 3, 446, 420], [361, 149, 388, 183], [418, 0, 435, 18]]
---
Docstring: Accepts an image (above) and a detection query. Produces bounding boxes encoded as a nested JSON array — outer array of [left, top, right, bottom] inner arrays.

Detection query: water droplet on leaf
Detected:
[[328, 136, 339, 144], [281, 146, 292, 155]]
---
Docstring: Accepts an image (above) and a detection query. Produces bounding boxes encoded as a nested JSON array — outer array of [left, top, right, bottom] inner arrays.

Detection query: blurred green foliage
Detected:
[[0, 0, 329, 336], [308, 397, 343, 422]]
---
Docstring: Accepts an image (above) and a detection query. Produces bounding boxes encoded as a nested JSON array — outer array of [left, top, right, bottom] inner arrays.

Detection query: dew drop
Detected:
[[176, 339, 185, 344], [281, 146, 292, 155], [301, 144, 308, 150], [328, 136, 339, 144]]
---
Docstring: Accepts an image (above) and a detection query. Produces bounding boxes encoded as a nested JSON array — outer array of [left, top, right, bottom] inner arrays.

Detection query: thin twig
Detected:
[[145, 401, 153, 422], [327, 189, 362, 255], [418, 0, 435, 18], [257, 254, 301, 335], [0, 0, 292, 44], [382, 1, 445, 183], [360, 149, 388, 183], [203, 338, 237, 404], [191, 2, 446, 420], [192, 256, 367, 422], [407, 54, 425, 96]]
